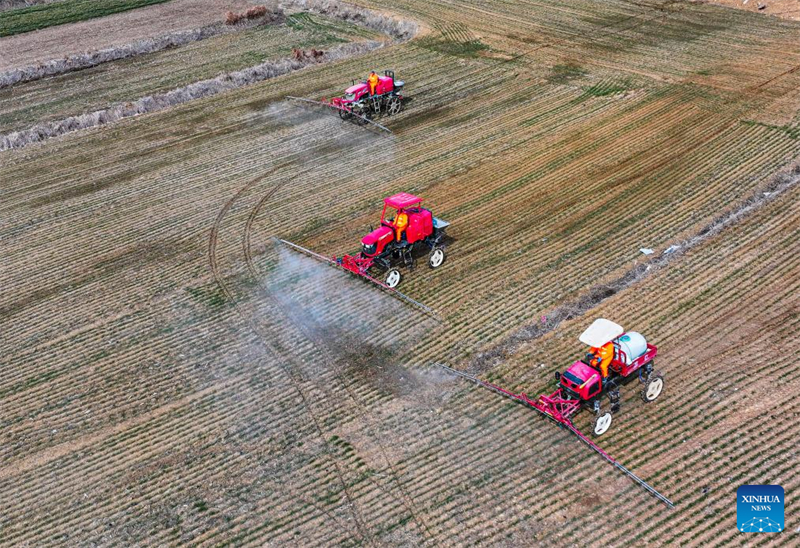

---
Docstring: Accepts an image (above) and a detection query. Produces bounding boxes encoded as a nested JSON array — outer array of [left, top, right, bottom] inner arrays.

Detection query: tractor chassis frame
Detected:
[[367, 231, 445, 274], [582, 360, 656, 415]]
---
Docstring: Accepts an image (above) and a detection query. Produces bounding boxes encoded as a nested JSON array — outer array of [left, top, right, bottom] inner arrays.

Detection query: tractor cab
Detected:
[[556, 318, 659, 404], [553, 318, 661, 437], [380, 193, 433, 244], [380, 192, 421, 224], [358, 193, 437, 258]]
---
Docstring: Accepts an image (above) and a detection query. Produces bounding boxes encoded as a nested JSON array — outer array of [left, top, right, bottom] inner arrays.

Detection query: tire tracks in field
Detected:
[[752, 63, 800, 91], [242, 184, 437, 545], [208, 172, 374, 547]]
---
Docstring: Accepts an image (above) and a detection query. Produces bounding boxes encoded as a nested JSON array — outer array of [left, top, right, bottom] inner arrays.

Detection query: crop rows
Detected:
[[0, 13, 377, 134], [535, 182, 800, 544], [0, 0, 169, 37], [2, 0, 800, 544]]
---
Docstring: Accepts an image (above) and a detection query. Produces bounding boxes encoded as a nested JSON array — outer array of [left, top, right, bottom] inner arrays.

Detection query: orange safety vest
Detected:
[[368, 73, 379, 95], [394, 212, 408, 241], [590, 342, 615, 378]]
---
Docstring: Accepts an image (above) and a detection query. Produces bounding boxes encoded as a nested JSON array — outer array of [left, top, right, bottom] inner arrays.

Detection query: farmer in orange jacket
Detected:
[[367, 71, 380, 96], [588, 341, 615, 378], [392, 210, 409, 242]]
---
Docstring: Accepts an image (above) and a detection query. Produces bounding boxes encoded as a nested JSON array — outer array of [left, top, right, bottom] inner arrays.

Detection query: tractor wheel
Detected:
[[352, 105, 369, 125], [428, 247, 446, 269], [641, 375, 664, 403], [593, 412, 613, 436], [387, 96, 403, 116], [338, 108, 352, 121], [384, 269, 402, 288]]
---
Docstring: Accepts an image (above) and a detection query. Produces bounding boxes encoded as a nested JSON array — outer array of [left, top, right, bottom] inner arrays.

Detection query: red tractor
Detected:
[[336, 193, 448, 288], [553, 318, 664, 436], [331, 70, 405, 124], [439, 318, 673, 507]]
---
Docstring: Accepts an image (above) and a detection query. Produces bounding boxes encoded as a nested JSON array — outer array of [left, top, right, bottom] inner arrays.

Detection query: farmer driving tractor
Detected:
[[368, 71, 380, 96], [587, 341, 615, 378], [391, 209, 408, 242]]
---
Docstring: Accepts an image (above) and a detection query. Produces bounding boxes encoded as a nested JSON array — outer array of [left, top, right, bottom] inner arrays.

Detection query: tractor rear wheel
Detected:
[[593, 412, 613, 436], [428, 247, 446, 269], [641, 375, 664, 403], [384, 269, 402, 288], [387, 96, 403, 116]]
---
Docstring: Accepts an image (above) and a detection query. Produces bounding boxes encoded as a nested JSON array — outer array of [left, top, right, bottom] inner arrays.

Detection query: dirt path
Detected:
[[706, 0, 800, 21], [0, 0, 254, 71]]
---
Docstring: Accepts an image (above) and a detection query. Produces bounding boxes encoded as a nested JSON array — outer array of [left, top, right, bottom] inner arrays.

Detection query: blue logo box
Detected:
[[737, 485, 784, 533]]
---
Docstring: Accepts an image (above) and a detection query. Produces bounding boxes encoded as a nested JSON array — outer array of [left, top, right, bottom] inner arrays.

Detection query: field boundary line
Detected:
[[0, 12, 284, 89]]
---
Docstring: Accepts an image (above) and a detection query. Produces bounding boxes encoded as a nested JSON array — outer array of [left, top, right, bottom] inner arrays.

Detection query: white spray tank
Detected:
[[616, 332, 647, 364]]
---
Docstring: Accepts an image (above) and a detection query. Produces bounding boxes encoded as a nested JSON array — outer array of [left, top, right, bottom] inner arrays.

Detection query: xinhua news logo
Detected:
[[737, 485, 784, 533]]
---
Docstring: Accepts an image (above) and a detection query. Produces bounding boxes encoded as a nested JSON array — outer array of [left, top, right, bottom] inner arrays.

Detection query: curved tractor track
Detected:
[[209, 171, 373, 545], [210, 163, 438, 544]]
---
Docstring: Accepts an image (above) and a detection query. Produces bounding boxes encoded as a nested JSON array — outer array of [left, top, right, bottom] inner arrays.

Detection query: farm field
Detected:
[[0, 0, 258, 71], [1, 0, 799, 545], [0, 13, 378, 134], [0, 0, 170, 37]]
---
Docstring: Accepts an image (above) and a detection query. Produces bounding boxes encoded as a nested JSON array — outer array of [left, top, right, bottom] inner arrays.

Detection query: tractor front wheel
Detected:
[[593, 412, 613, 436], [352, 105, 370, 125], [384, 269, 402, 288], [338, 108, 352, 121], [641, 375, 664, 403], [428, 247, 446, 269]]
